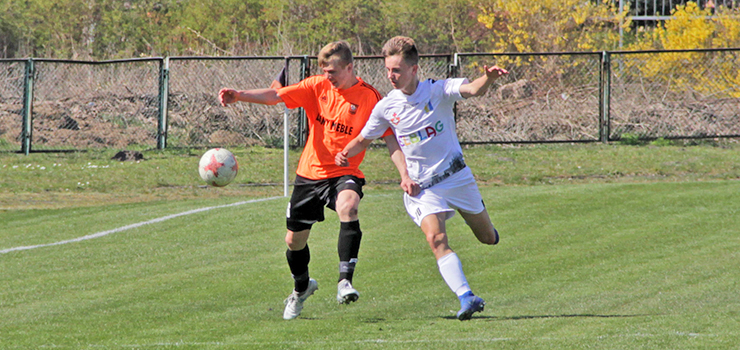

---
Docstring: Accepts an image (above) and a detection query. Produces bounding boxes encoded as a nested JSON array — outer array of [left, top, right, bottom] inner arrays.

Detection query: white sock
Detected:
[[437, 252, 472, 297]]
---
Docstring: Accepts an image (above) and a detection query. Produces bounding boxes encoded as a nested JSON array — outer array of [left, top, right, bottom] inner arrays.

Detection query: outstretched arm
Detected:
[[383, 134, 420, 196], [335, 135, 374, 167], [219, 88, 282, 106], [459, 65, 509, 99]]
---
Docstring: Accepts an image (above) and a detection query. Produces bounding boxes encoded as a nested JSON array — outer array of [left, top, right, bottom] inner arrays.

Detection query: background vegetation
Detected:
[[2, 0, 739, 60]]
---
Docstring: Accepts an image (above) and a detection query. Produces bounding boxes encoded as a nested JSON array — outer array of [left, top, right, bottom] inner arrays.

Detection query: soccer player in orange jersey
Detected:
[[219, 41, 402, 320]]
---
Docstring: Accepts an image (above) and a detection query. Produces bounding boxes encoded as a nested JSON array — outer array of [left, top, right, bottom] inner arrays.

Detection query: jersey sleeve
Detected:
[[443, 78, 469, 101], [360, 102, 391, 140], [277, 77, 318, 110], [381, 127, 394, 138]]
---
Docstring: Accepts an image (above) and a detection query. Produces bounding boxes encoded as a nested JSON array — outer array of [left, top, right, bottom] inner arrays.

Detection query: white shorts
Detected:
[[403, 167, 486, 226]]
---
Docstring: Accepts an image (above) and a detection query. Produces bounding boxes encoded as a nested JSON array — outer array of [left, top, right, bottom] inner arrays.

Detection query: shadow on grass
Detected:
[[440, 314, 651, 321]]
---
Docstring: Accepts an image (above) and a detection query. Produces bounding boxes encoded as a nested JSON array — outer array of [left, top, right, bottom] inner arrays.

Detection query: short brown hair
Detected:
[[318, 41, 353, 68], [382, 36, 419, 66]]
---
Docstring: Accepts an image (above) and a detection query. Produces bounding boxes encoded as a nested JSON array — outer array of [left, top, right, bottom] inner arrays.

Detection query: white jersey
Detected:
[[361, 78, 468, 188]]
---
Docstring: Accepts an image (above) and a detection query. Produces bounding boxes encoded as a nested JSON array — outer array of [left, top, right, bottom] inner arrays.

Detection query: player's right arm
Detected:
[[384, 134, 420, 196], [219, 88, 283, 106], [335, 135, 373, 167]]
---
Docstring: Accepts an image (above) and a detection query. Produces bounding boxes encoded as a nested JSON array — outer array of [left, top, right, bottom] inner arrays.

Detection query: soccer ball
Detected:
[[198, 148, 238, 187]]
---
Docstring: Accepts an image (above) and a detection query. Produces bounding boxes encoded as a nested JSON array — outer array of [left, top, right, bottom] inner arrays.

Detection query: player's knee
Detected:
[[285, 238, 306, 251], [285, 231, 308, 250], [284, 235, 297, 249], [426, 231, 448, 247], [336, 201, 358, 218]]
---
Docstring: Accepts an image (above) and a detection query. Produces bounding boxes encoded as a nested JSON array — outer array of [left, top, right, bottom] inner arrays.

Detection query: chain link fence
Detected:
[[1, 58, 162, 152], [1, 48, 738, 153], [0, 60, 27, 152], [167, 57, 290, 148], [33, 59, 161, 151], [610, 49, 740, 140], [457, 52, 603, 143]]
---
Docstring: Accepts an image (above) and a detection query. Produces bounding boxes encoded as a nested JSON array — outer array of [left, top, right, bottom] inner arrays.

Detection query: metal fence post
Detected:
[[282, 57, 291, 197], [21, 58, 35, 155], [599, 51, 611, 143], [286, 55, 311, 147], [298, 55, 310, 147], [157, 57, 169, 150], [451, 53, 459, 122]]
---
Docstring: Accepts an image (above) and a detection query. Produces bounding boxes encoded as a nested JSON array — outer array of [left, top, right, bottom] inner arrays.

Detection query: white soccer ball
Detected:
[[198, 148, 238, 187]]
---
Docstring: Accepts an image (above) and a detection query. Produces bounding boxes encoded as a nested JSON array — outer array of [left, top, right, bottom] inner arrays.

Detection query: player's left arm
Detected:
[[459, 65, 509, 99]]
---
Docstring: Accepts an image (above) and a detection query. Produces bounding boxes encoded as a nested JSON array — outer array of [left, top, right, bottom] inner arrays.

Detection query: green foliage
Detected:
[[649, 137, 675, 146], [619, 132, 643, 145], [1, 0, 490, 59], [3, 0, 740, 59], [617, 135, 676, 147], [625, 2, 740, 98], [477, 0, 630, 53], [383, 0, 490, 53]]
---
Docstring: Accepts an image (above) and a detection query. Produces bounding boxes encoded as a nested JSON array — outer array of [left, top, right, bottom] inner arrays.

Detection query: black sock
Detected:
[[286, 245, 310, 293], [338, 220, 362, 282]]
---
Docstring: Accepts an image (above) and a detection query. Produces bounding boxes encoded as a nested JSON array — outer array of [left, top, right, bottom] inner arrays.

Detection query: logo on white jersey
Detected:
[[390, 112, 401, 125], [423, 100, 434, 113], [397, 120, 445, 146]]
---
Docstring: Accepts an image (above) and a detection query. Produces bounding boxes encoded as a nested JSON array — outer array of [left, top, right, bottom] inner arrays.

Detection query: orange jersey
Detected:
[[278, 75, 386, 180]]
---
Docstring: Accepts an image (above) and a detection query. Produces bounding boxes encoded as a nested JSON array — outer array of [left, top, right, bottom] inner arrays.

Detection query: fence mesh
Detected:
[[29, 59, 161, 150], [167, 57, 293, 148], [457, 53, 602, 143], [610, 50, 740, 139], [2, 49, 739, 153], [0, 60, 26, 152], [305, 55, 451, 95]]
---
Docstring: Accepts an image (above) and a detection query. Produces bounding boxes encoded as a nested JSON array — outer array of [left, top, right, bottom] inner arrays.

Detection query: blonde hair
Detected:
[[382, 36, 419, 66], [318, 41, 354, 68]]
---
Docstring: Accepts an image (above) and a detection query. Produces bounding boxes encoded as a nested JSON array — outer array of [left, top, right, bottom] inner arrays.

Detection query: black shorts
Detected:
[[286, 175, 366, 232]]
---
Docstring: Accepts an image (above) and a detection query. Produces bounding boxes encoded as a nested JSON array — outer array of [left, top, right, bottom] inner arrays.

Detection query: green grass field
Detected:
[[2, 143, 740, 349]]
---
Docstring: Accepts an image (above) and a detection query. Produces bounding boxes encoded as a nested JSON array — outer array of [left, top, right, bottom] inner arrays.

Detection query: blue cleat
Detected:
[[456, 292, 485, 321]]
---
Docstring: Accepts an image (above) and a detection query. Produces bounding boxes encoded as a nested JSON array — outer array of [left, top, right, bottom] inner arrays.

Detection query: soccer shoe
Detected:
[[283, 278, 318, 320], [456, 293, 486, 321], [336, 279, 359, 304]]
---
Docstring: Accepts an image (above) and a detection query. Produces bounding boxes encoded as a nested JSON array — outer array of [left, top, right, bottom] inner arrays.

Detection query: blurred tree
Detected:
[[1, 0, 737, 59], [477, 0, 630, 53], [625, 2, 740, 98]]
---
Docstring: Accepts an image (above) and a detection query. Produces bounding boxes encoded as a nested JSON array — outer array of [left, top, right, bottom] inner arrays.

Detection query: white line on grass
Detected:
[[0, 196, 283, 255]]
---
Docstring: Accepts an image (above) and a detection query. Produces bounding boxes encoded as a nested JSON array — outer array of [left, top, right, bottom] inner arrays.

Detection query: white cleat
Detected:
[[283, 279, 318, 320], [336, 279, 359, 304]]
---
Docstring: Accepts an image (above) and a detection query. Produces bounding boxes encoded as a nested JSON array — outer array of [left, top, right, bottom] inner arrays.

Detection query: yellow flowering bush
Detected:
[[625, 2, 740, 98], [477, 0, 629, 54], [476, 0, 630, 73]]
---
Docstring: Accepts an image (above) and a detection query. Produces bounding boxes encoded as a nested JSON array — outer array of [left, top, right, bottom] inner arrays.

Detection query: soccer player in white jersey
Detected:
[[335, 36, 507, 320]]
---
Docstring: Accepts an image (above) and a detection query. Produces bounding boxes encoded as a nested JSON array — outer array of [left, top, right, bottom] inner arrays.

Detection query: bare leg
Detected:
[[459, 209, 499, 245], [285, 229, 310, 250], [420, 212, 454, 259]]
